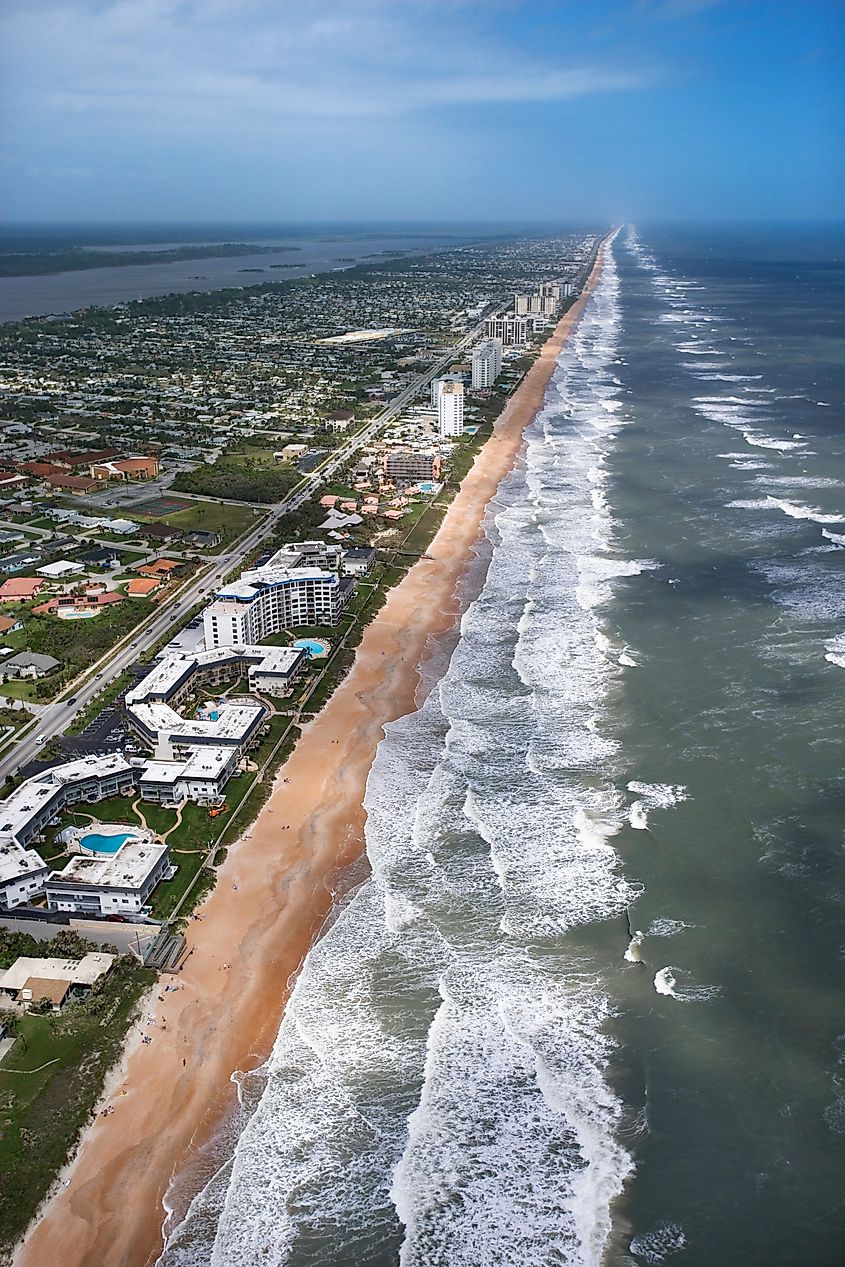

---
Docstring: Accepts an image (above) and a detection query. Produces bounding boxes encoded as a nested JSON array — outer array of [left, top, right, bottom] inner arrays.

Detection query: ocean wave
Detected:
[[627, 781, 689, 830], [824, 634, 845, 669], [630, 1222, 687, 1262], [188, 241, 639, 1267]]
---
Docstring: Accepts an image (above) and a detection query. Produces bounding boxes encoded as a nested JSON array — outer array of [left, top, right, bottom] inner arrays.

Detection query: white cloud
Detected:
[[0, 0, 649, 140]]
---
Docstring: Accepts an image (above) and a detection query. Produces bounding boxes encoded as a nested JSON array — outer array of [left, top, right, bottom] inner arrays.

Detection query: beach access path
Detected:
[[14, 238, 610, 1267]]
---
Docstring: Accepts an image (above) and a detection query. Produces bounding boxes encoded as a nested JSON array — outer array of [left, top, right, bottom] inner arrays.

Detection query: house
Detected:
[[0, 577, 43, 601], [127, 577, 161, 597], [184, 530, 221, 549], [142, 521, 182, 544], [37, 560, 85, 579], [0, 614, 23, 636], [0, 529, 25, 546], [81, 547, 121, 569], [0, 552, 41, 574], [342, 547, 377, 577], [3, 651, 60, 679], [33, 592, 124, 616], [0, 953, 115, 1011], [138, 559, 180, 579]]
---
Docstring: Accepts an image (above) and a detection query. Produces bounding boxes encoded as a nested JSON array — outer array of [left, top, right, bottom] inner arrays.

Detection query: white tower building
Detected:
[[438, 381, 465, 438], [471, 339, 503, 390]]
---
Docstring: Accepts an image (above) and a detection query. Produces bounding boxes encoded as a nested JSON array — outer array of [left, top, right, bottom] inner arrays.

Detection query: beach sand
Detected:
[[15, 239, 608, 1267]]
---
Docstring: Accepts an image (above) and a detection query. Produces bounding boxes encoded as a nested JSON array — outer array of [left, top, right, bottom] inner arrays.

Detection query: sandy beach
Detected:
[[15, 239, 608, 1267]]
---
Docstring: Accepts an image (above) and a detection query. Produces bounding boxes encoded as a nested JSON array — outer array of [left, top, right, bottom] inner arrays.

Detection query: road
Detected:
[[0, 300, 510, 783]]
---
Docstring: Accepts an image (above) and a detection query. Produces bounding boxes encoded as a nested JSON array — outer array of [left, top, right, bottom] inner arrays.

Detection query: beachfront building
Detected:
[[342, 547, 377, 577], [204, 565, 354, 648], [0, 755, 139, 910], [438, 381, 465, 438], [381, 450, 442, 485], [138, 748, 238, 805], [471, 339, 503, 390], [45, 841, 170, 917], [484, 315, 529, 347], [0, 952, 115, 1011], [267, 541, 344, 572], [430, 374, 463, 408]]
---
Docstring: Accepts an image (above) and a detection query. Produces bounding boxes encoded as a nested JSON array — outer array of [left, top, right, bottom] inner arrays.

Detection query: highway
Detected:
[[0, 300, 510, 783]]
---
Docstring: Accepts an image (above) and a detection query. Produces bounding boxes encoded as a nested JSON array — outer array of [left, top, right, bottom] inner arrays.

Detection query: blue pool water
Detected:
[[80, 831, 134, 854], [292, 638, 329, 658], [418, 481, 439, 494]]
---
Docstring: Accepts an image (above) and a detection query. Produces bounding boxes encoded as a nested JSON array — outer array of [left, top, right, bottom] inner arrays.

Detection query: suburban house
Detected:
[[0, 577, 43, 601], [142, 521, 182, 544], [2, 652, 60, 679]]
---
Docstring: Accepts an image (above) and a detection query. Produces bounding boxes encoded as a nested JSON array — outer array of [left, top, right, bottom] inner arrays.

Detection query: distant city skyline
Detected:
[[1, 0, 842, 224]]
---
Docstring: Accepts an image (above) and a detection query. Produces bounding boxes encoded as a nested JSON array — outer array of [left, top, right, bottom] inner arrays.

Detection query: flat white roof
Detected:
[[37, 560, 84, 576], [140, 745, 234, 784], [217, 565, 338, 601], [0, 842, 49, 885], [0, 952, 115, 992], [132, 699, 264, 745], [126, 645, 305, 710], [0, 754, 136, 844], [49, 842, 168, 891]]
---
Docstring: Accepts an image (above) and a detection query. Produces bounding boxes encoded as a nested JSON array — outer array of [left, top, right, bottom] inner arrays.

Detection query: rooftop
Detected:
[[0, 952, 115, 993], [49, 842, 168, 892]]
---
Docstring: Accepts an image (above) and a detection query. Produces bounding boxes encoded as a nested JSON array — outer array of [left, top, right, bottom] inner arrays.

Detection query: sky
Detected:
[[0, 0, 842, 224]]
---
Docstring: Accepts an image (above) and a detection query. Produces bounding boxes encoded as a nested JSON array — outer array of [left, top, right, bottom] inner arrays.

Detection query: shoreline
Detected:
[[14, 238, 609, 1267]]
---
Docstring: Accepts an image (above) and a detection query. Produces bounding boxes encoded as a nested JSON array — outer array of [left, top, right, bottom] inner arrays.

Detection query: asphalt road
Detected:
[[0, 301, 510, 784]]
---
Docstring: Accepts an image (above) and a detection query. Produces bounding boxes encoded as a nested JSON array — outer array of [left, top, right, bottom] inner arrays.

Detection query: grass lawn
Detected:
[[149, 851, 206, 920], [0, 958, 155, 1253], [155, 501, 260, 548], [0, 679, 40, 702]]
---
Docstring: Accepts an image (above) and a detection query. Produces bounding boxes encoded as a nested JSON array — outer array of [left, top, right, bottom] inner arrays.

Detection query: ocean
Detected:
[[160, 225, 845, 1266]]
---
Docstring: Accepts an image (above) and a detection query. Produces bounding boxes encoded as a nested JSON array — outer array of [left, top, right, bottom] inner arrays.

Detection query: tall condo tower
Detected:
[[438, 381, 465, 438], [471, 338, 503, 389]]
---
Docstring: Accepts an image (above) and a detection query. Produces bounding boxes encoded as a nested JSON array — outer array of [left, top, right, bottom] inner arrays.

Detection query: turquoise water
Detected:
[[292, 638, 328, 657], [418, 481, 438, 494], [80, 831, 133, 854]]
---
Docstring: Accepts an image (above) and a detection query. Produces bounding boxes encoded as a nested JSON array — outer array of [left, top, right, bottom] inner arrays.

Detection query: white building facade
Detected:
[[438, 381, 465, 438], [484, 315, 529, 347], [203, 566, 354, 649], [471, 339, 503, 390]]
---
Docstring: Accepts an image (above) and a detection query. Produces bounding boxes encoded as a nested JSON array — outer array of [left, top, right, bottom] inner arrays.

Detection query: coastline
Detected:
[[14, 238, 609, 1267]]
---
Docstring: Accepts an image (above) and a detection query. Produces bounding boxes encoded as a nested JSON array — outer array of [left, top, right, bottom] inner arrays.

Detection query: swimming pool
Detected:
[[79, 830, 135, 854], [418, 480, 441, 494], [292, 637, 330, 658]]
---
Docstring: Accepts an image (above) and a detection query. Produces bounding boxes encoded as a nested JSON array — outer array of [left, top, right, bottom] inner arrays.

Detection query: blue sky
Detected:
[[1, 0, 842, 223]]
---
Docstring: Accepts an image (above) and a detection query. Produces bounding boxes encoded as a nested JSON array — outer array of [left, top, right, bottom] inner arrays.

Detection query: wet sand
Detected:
[[15, 240, 608, 1267]]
